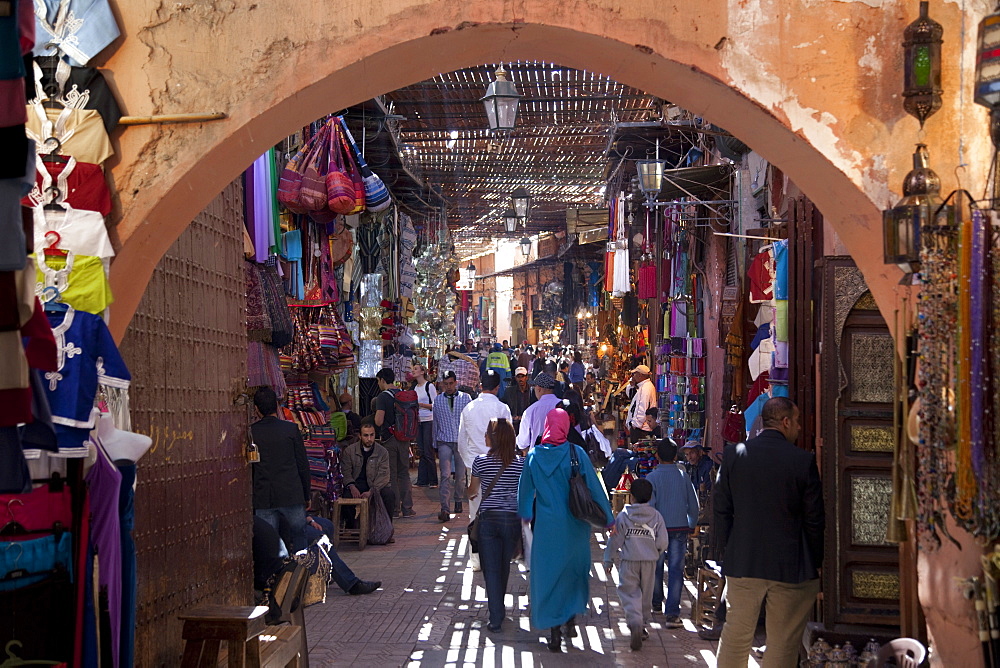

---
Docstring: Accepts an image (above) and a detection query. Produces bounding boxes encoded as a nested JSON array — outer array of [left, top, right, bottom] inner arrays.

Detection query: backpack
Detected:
[[387, 389, 419, 442], [328, 412, 348, 441]]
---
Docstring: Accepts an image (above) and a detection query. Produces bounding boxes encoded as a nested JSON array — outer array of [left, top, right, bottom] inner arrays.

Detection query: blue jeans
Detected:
[[437, 442, 466, 512], [255, 505, 308, 553], [416, 421, 437, 486], [652, 531, 688, 616], [478, 510, 521, 628], [303, 516, 361, 593]]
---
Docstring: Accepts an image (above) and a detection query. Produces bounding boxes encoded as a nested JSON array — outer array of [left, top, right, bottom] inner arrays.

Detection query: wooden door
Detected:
[[818, 258, 900, 629]]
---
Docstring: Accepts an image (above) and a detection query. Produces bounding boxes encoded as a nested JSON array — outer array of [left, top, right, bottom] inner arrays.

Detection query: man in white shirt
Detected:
[[626, 364, 658, 443], [515, 372, 561, 453], [458, 370, 512, 571], [412, 364, 438, 488]]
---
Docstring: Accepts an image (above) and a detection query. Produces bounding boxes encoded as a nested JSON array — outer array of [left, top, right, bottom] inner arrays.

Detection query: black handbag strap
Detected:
[[568, 443, 581, 477]]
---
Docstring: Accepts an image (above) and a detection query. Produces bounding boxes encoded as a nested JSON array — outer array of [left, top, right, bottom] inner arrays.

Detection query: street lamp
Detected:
[[467, 262, 477, 282], [481, 65, 522, 135], [502, 208, 519, 234], [511, 186, 533, 219], [519, 237, 532, 257]]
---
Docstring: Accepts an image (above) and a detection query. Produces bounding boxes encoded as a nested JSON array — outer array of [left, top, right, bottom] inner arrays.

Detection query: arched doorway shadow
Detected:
[[107, 21, 900, 340]]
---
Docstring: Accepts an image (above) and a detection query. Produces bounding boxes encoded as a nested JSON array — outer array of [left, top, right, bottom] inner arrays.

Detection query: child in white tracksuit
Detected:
[[603, 478, 670, 650]]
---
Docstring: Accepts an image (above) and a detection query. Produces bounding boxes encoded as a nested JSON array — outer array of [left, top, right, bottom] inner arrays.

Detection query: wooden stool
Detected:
[[611, 490, 630, 515], [693, 565, 724, 628], [179, 605, 302, 668], [331, 497, 369, 550]]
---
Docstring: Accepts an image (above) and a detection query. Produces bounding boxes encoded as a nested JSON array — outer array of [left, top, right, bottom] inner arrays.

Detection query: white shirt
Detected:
[[627, 378, 657, 430], [458, 392, 512, 468], [415, 380, 437, 422]]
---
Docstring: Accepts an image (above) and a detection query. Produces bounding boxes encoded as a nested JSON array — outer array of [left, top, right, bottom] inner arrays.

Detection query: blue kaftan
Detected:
[[32, 0, 120, 67], [517, 442, 613, 630], [36, 308, 129, 458]]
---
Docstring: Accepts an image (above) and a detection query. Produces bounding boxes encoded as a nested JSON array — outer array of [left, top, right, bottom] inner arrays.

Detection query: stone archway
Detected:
[[101, 1, 986, 342]]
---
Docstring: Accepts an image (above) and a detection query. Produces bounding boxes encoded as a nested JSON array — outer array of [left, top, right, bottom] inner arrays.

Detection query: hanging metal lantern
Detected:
[[635, 158, 665, 205], [480, 66, 522, 135], [519, 236, 532, 257], [466, 261, 477, 282], [883, 144, 943, 276], [976, 2, 1000, 147], [902, 0, 944, 128], [502, 208, 519, 234], [511, 187, 533, 218]]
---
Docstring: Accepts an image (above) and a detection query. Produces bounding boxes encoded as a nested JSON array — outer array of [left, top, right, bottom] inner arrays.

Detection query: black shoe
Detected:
[[438, 510, 450, 522], [348, 580, 380, 595], [547, 626, 563, 652], [415, 482, 429, 487], [401, 509, 416, 517], [698, 625, 723, 640], [641, 628, 649, 640], [454, 502, 463, 513], [487, 623, 502, 632], [564, 616, 578, 638], [664, 615, 683, 629]]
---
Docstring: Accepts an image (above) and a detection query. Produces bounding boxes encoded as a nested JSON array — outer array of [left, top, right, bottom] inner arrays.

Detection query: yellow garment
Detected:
[[26, 106, 114, 165], [35, 252, 113, 315]]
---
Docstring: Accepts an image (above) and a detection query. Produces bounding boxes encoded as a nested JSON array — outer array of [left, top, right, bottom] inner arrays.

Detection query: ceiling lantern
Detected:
[[902, 0, 943, 128], [502, 208, 519, 234], [511, 186, 533, 219], [975, 2, 1000, 146], [519, 236, 532, 257], [481, 65, 522, 135]]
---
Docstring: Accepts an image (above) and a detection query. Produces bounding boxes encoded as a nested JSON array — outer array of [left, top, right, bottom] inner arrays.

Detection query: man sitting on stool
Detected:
[[340, 419, 396, 527]]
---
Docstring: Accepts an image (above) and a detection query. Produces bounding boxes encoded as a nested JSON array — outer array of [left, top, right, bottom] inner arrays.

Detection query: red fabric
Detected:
[[22, 299, 57, 372], [541, 408, 570, 445], [23, 160, 112, 216], [746, 371, 771, 405], [0, 484, 73, 533], [747, 251, 774, 303]]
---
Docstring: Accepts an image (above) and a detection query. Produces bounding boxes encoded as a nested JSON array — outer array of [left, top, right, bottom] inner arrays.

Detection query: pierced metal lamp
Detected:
[[902, 0, 943, 128], [882, 144, 942, 277]]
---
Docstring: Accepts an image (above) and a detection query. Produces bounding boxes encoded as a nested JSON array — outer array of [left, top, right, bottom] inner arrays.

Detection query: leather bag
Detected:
[[568, 445, 609, 529]]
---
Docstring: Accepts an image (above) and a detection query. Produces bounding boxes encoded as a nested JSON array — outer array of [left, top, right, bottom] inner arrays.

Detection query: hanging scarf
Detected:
[[245, 261, 271, 342]]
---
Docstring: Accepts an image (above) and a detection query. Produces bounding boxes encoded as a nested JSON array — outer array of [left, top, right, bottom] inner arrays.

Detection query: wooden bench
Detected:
[[179, 563, 310, 668], [693, 564, 724, 629], [331, 497, 369, 550]]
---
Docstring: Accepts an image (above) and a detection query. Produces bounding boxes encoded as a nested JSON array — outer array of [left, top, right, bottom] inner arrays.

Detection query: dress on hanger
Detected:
[[32, 202, 113, 259], [85, 436, 122, 668], [23, 154, 111, 215], [32, 0, 121, 67]]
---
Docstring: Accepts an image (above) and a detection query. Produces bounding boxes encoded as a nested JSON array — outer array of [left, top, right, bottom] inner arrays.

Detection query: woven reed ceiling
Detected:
[[381, 62, 663, 258]]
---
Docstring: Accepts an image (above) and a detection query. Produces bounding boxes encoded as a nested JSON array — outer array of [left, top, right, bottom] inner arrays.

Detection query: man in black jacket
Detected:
[[251, 387, 311, 553], [713, 397, 824, 668]]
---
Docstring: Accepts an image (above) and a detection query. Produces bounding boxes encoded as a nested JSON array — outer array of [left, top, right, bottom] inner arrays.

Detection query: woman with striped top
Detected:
[[467, 417, 524, 632]]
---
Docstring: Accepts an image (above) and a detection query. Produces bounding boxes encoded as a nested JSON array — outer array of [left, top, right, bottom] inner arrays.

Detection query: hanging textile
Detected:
[[612, 196, 630, 295]]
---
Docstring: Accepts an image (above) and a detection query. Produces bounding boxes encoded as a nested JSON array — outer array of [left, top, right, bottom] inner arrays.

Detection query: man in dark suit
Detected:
[[251, 387, 311, 553], [713, 397, 824, 668]]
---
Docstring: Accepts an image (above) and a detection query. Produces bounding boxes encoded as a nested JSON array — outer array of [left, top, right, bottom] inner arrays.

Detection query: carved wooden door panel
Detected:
[[819, 259, 900, 629]]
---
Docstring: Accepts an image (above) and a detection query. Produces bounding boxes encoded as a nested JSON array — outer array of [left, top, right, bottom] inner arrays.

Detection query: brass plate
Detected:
[[852, 571, 900, 600], [850, 425, 895, 452], [851, 475, 893, 546]]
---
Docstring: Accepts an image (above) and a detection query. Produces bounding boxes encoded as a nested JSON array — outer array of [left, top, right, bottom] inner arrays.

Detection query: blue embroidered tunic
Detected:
[[36, 307, 129, 458], [32, 0, 120, 67]]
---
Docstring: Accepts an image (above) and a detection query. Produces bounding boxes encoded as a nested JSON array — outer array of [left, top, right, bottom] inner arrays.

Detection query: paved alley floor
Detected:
[[304, 485, 733, 667]]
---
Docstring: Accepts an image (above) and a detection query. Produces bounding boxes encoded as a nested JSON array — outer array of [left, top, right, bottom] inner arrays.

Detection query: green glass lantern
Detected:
[[902, 1, 943, 128], [883, 144, 942, 275]]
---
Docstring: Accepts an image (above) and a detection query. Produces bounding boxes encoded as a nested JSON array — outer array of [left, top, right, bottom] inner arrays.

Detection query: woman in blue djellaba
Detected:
[[517, 407, 614, 652]]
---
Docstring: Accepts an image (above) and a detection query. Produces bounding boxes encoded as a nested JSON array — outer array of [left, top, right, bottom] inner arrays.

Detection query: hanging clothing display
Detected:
[[31, 307, 130, 458], [0, 139, 35, 271], [25, 103, 113, 165], [23, 155, 111, 215], [32, 0, 121, 67], [32, 203, 114, 259], [85, 439, 122, 668], [612, 196, 630, 295], [31, 57, 122, 132], [35, 251, 113, 314]]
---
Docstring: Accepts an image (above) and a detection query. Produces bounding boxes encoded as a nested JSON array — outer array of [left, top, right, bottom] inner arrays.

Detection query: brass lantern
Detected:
[[883, 144, 942, 275], [902, 1, 944, 128], [635, 158, 665, 205], [481, 66, 522, 135]]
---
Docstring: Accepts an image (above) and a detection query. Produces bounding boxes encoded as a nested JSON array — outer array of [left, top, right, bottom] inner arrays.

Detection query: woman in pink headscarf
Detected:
[[517, 407, 613, 652]]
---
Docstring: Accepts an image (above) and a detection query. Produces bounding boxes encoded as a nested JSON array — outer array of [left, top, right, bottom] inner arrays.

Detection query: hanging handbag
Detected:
[[277, 144, 309, 213], [367, 485, 395, 545], [299, 124, 332, 211], [467, 461, 509, 547], [326, 123, 356, 215], [339, 118, 392, 212], [568, 444, 610, 529], [337, 126, 366, 215]]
